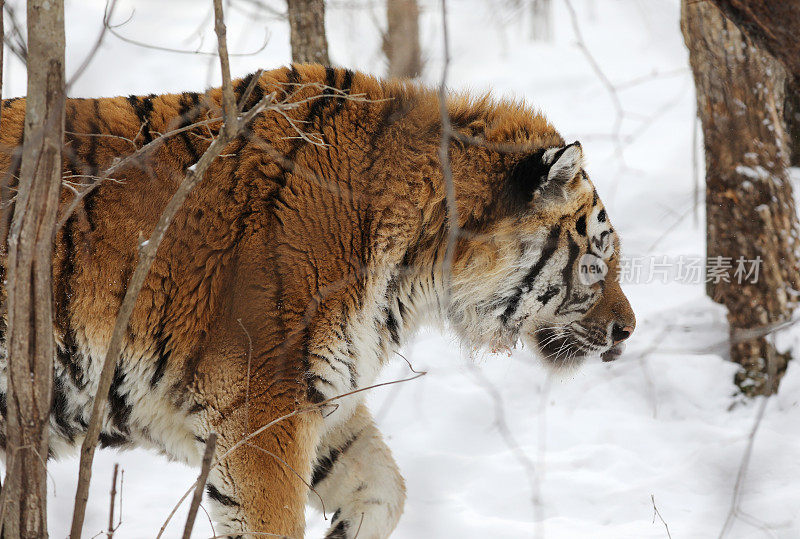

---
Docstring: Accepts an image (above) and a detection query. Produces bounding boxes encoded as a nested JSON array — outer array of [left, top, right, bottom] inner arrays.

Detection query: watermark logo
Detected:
[[578, 253, 608, 285], [614, 255, 762, 285]]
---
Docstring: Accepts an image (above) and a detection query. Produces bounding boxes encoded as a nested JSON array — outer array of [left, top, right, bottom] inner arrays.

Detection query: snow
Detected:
[[2, 0, 798, 537]]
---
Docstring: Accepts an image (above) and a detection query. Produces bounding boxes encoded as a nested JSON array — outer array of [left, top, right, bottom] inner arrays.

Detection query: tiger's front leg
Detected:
[[308, 403, 406, 539]]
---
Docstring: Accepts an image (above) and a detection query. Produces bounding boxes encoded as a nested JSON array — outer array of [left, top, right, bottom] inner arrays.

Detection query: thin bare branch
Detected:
[[182, 433, 218, 539], [237, 68, 265, 114], [2, 2, 25, 64], [718, 347, 777, 538], [563, 0, 624, 163], [67, 0, 120, 90], [651, 494, 672, 539], [237, 319, 253, 436], [107, 19, 269, 57], [438, 0, 458, 306], [106, 463, 119, 539], [468, 363, 544, 537], [213, 0, 237, 136]]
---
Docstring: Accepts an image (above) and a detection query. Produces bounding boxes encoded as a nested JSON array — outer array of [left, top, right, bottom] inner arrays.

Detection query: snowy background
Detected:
[[2, 0, 798, 537]]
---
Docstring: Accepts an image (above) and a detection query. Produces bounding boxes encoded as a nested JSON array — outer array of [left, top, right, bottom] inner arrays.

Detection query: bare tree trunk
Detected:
[[286, 0, 330, 65], [3, 0, 65, 536], [708, 0, 800, 80], [705, 1, 800, 166], [383, 0, 422, 79], [529, 0, 552, 41], [681, 0, 800, 396]]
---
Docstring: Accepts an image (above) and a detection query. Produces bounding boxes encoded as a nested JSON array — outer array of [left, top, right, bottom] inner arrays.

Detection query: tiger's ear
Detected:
[[542, 141, 583, 184], [508, 141, 584, 205]]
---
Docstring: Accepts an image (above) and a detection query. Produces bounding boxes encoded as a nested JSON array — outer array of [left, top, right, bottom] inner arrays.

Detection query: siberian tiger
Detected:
[[0, 64, 634, 538]]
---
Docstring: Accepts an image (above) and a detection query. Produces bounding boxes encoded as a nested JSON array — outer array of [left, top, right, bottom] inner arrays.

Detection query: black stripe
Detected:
[[286, 64, 301, 87], [555, 235, 581, 316], [246, 79, 265, 111], [108, 364, 132, 433], [85, 101, 101, 176], [56, 213, 76, 329], [537, 285, 560, 306], [325, 521, 349, 539], [2, 97, 19, 108], [307, 384, 326, 404], [150, 328, 171, 387], [57, 331, 84, 389], [206, 484, 239, 507], [311, 435, 357, 487], [500, 226, 562, 325], [177, 92, 202, 164], [188, 402, 205, 414], [52, 377, 77, 443], [233, 72, 255, 103], [127, 94, 155, 144], [575, 214, 587, 236], [385, 308, 400, 345], [332, 68, 354, 114], [303, 67, 337, 128], [99, 432, 129, 448], [82, 188, 100, 231]]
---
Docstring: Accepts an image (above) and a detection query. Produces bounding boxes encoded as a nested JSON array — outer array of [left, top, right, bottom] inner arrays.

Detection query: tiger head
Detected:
[[448, 141, 635, 369]]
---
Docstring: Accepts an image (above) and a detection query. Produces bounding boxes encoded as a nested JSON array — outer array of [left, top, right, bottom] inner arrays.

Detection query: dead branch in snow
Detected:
[[467, 362, 545, 538], [182, 434, 218, 539]]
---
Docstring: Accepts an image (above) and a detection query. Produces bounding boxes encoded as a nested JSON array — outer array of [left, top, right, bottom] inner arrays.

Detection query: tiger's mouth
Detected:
[[534, 327, 587, 365], [601, 342, 625, 362], [533, 325, 621, 365]]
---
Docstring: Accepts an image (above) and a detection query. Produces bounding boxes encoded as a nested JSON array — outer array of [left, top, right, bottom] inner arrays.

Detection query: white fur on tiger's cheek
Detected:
[[587, 206, 614, 258]]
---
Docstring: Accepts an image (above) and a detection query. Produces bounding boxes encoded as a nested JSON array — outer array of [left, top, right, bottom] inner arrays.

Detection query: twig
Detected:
[[199, 503, 215, 538], [636, 325, 674, 418], [107, 20, 269, 57], [237, 68, 264, 114], [205, 532, 292, 538], [2, 2, 25, 64], [213, 0, 237, 137], [467, 363, 543, 536], [534, 374, 551, 539], [692, 112, 700, 228], [0, 0, 4, 133], [67, 0, 119, 90], [182, 433, 218, 539], [651, 494, 672, 539], [438, 0, 458, 307], [237, 318, 253, 436], [106, 463, 119, 539], [717, 347, 776, 538], [563, 0, 625, 164]]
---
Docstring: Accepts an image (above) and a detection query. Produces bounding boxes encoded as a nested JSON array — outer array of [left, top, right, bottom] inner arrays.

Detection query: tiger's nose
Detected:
[[611, 324, 634, 344]]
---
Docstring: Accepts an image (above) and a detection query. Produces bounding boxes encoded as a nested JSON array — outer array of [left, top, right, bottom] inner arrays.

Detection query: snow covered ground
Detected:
[[2, 0, 798, 536]]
